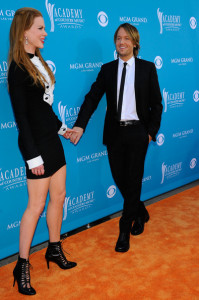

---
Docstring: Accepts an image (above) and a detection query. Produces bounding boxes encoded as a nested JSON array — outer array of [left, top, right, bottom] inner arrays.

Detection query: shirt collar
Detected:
[[27, 53, 38, 59], [119, 56, 135, 67]]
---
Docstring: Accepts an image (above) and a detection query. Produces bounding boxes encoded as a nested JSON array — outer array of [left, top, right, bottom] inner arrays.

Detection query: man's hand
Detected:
[[31, 164, 45, 176], [63, 128, 78, 139], [70, 127, 84, 145]]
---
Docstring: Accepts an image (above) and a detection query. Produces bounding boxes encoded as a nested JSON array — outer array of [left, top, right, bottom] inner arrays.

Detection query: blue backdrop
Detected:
[[0, 0, 199, 259]]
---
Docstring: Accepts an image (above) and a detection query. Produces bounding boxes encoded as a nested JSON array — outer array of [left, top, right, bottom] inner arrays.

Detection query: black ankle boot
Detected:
[[45, 241, 77, 270], [13, 256, 36, 295]]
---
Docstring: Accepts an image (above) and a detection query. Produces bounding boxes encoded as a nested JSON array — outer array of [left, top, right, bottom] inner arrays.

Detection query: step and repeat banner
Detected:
[[0, 0, 199, 259]]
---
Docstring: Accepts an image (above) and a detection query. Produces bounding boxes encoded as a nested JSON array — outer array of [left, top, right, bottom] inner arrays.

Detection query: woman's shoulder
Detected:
[[8, 60, 29, 85]]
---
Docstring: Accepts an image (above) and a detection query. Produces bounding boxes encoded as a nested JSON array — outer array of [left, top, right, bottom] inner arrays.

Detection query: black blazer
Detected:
[[75, 57, 163, 144]]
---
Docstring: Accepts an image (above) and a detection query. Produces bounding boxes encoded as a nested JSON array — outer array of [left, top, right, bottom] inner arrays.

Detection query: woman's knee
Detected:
[[27, 198, 46, 216], [50, 189, 66, 205]]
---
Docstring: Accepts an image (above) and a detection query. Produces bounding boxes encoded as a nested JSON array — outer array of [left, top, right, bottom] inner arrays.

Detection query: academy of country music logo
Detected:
[[58, 101, 80, 127], [106, 185, 116, 199], [189, 17, 197, 29], [190, 158, 197, 169], [162, 88, 185, 112], [0, 60, 8, 85], [157, 8, 181, 34], [161, 161, 182, 184], [97, 11, 108, 27], [154, 56, 163, 69], [193, 90, 199, 102], [46, 60, 56, 74], [171, 57, 193, 66], [69, 62, 103, 72], [63, 191, 95, 220], [45, 0, 85, 32], [156, 133, 165, 146], [0, 166, 26, 191], [77, 150, 108, 164], [172, 128, 194, 139], [119, 16, 147, 26], [0, 8, 15, 21]]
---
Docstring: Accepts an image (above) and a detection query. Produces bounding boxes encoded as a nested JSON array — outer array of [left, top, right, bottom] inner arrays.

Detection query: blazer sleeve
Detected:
[[8, 63, 42, 163], [74, 65, 106, 130], [148, 63, 163, 141]]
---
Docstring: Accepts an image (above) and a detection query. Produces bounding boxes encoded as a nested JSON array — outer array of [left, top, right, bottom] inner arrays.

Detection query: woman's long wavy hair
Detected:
[[8, 7, 55, 86]]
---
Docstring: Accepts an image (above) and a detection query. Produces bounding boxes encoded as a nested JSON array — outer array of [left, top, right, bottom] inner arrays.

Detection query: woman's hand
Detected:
[[31, 164, 45, 176], [63, 128, 79, 139]]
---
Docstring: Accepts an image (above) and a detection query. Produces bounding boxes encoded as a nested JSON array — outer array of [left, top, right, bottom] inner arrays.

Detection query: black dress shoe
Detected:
[[115, 232, 130, 252], [131, 210, 150, 236]]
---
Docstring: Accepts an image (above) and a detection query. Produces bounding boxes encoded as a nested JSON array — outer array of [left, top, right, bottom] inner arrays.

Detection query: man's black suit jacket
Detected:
[[75, 57, 163, 144]]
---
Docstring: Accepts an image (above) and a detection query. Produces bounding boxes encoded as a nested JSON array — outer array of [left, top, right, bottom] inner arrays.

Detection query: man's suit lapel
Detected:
[[112, 59, 119, 113], [135, 57, 139, 100]]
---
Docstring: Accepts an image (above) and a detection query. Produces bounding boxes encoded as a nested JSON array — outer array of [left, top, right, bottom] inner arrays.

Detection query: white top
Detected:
[[117, 56, 139, 121], [26, 56, 67, 169]]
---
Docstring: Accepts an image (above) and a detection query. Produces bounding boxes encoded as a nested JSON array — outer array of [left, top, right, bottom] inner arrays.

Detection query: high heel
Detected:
[[45, 241, 77, 270], [13, 256, 36, 295]]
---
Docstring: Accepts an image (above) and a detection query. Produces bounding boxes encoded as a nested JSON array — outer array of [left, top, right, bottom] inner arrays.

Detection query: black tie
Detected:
[[117, 62, 127, 120]]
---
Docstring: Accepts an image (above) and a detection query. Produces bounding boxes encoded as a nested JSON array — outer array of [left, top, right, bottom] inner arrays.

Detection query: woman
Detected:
[[8, 7, 77, 296]]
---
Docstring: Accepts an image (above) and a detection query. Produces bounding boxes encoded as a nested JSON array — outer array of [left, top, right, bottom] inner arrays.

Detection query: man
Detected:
[[70, 23, 162, 252]]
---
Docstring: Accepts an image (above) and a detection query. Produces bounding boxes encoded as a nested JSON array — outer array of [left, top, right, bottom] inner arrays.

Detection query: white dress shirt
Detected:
[[117, 56, 139, 121]]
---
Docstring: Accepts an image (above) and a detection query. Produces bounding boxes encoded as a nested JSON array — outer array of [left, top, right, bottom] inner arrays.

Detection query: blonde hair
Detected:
[[8, 7, 55, 86], [114, 23, 140, 57]]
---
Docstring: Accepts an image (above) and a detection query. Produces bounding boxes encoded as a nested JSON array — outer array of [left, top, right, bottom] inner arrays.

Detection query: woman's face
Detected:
[[24, 16, 47, 53]]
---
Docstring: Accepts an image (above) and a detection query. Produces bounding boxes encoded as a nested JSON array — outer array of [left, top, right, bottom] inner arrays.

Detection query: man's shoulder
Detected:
[[136, 57, 155, 68], [101, 59, 118, 70]]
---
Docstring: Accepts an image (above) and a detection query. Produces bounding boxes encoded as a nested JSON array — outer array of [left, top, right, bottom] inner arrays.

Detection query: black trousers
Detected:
[[107, 122, 149, 233]]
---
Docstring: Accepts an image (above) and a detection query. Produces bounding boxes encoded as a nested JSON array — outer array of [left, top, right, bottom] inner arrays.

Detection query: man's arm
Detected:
[[74, 65, 106, 130], [70, 65, 106, 144], [148, 63, 163, 141]]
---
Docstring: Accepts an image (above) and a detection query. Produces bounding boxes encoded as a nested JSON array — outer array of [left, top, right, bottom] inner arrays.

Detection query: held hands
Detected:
[[63, 127, 79, 139], [31, 164, 45, 176], [69, 127, 84, 145]]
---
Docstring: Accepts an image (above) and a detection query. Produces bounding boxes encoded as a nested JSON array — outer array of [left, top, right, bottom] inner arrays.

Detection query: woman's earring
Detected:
[[25, 37, 28, 45]]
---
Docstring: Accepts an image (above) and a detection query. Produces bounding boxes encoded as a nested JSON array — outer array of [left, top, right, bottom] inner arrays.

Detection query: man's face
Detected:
[[115, 27, 135, 61]]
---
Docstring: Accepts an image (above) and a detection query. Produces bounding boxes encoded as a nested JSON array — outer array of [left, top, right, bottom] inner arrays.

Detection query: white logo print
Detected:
[[154, 56, 163, 69], [163, 88, 168, 112], [162, 88, 185, 112], [193, 90, 199, 102], [157, 8, 181, 34], [45, 0, 84, 31], [58, 101, 67, 124], [190, 158, 197, 169], [161, 162, 182, 184], [97, 11, 108, 27], [46, 60, 56, 74], [161, 162, 167, 184], [157, 8, 163, 34], [0, 60, 8, 85], [107, 185, 116, 198], [45, 0, 55, 32], [63, 197, 70, 220], [156, 134, 165, 146], [190, 17, 197, 29]]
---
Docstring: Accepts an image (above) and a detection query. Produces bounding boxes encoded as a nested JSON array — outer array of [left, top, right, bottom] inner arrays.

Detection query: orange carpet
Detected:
[[1, 186, 199, 300]]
